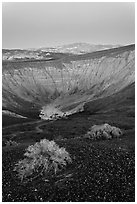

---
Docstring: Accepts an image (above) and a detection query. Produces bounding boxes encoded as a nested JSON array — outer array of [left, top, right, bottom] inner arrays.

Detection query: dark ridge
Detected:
[[2, 114, 35, 127], [65, 44, 135, 61], [84, 82, 135, 115]]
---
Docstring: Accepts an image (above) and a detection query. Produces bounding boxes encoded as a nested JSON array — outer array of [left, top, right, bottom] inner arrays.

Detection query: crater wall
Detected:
[[2, 45, 135, 118]]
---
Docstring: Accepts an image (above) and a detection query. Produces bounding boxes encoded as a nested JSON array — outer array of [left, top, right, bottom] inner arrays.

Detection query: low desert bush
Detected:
[[84, 123, 123, 140], [13, 139, 72, 182], [4, 140, 19, 147]]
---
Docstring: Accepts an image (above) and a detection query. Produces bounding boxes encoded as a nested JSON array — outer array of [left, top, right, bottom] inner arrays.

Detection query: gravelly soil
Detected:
[[3, 99, 135, 202], [3, 134, 135, 202]]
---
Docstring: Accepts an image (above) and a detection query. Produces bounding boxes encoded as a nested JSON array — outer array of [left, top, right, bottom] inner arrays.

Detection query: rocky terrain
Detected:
[[2, 44, 135, 202]]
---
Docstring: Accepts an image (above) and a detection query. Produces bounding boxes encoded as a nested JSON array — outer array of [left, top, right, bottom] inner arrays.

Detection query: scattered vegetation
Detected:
[[13, 139, 72, 182], [84, 123, 123, 140], [3, 140, 19, 147]]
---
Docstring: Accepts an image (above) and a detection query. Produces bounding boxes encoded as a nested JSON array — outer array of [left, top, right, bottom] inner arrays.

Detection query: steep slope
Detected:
[[84, 82, 135, 115], [2, 44, 135, 119]]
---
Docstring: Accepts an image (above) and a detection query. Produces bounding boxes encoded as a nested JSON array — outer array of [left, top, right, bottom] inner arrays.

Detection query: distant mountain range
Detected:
[[2, 43, 121, 61], [38, 42, 121, 54]]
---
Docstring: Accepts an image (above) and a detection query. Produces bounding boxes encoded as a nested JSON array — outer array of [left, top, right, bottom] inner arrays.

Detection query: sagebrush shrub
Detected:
[[6, 140, 18, 147], [85, 123, 122, 140], [13, 139, 72, 182]]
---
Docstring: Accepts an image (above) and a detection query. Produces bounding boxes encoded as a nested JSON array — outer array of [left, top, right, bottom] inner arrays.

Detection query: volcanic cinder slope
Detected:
[[2, 44, 135, 119]]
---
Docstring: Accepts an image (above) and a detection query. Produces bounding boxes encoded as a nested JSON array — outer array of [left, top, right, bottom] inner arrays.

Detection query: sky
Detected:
[[2, 2, 135, 49]]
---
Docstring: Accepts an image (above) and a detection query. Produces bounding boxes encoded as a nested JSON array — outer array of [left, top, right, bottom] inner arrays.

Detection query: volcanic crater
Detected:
[[2, 44, 135, 202]]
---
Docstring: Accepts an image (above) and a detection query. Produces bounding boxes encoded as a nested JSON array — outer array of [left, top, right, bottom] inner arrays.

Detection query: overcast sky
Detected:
[[2, 2, 135, 49]]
